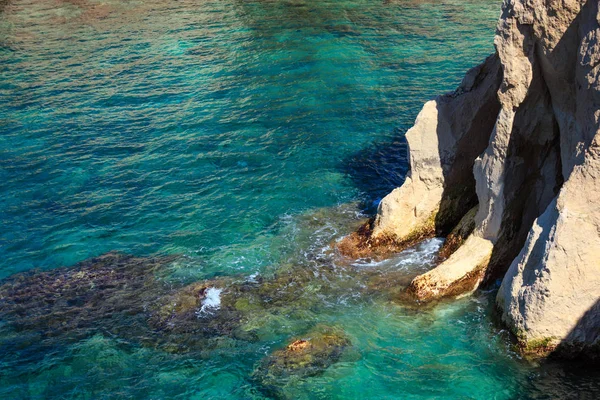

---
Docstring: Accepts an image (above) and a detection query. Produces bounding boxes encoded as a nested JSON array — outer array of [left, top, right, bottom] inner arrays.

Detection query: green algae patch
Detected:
[[506, 324, 560, 359], [234, 297, 262, 312], [516, 336, 558, 358]]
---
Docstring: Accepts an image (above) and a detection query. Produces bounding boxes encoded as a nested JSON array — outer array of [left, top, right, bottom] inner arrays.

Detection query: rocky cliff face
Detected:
[[491, 0, 600, 358], [343, 0, 600, 357]]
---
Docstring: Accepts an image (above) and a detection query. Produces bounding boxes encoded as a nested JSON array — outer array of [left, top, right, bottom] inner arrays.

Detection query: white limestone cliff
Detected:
[[349, 0, 600, 357]]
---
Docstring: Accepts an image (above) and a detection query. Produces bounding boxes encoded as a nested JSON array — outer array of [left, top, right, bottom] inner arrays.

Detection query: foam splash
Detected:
[[197, 287, 222, 316], [351, 238, 444, 270], [247, 273, 259, 283]]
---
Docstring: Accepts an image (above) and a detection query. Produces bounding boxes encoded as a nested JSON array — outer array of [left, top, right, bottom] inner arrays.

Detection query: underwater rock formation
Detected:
[[344, 0, 600, 356], [252, 326, 353, 397], [0, 239, 439, 362], [0, 252, 174, 343], [0, 246, 411, 358]]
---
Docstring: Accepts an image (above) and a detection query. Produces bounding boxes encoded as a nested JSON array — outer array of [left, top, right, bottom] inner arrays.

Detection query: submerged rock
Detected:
[[0, 236, 443, 361], [252, 326, 353, 394], [0, 254, 258, 353], [0, 252, 174, 342]]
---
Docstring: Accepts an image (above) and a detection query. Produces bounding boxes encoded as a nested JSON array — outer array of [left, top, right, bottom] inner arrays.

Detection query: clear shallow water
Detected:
[[1, 0, 599, 399]]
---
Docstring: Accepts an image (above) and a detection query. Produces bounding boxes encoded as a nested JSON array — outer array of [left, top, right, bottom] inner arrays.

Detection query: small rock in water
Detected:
[[287, 339, 310, 352], [252, 325, 354, 394]]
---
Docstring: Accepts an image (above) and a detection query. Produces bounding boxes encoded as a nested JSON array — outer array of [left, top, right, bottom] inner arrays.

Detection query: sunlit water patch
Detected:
[[2, 0, 600, 398]]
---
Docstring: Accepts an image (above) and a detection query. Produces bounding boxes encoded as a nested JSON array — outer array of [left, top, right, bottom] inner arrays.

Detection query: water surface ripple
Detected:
[[1, 0, 599, 398]]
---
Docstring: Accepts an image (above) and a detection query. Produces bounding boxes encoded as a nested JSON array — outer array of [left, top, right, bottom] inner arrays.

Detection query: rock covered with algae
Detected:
[[0, 239, 434, 358], [0, 250, 352, 352], [0, 252, 175, 342], [147, 262, 365, 347], [252, 326, 354, 393]]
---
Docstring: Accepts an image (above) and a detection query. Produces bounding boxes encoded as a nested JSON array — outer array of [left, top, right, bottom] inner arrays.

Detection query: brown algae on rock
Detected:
[[336, 212, 436, 259], [252, 326, 354, 392], [0, 252, 176, 341], [0, 235, 445, 360]]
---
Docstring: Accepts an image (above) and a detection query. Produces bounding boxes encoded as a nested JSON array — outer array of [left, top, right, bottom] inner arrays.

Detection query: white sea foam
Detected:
[[247, 272, 259, 283], [197, 287, 222, 316], [351, 238, 444, 270]]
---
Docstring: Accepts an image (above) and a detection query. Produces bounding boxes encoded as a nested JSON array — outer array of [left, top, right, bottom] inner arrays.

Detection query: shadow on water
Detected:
[[521, 299, 600, 397], [341, 128, 409, 214]]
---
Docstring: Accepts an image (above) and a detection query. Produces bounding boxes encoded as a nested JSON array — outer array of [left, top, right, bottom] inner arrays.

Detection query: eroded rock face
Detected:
[[351, 0, 599, 355], [497, 141, 600, 358], [337, 54, 502, 258], [372, 53, 502, 243], [485, 0, 600, 357]]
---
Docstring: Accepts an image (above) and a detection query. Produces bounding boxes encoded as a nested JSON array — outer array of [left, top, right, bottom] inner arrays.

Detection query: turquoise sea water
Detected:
[[1, 0, 599, 398]]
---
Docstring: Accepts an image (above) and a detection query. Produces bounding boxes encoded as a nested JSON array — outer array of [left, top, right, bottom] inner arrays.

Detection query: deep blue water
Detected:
[[2, 0, 599, 398]]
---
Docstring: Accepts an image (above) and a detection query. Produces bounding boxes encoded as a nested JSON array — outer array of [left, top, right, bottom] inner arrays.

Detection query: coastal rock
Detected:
[[337, 54, 501, 258], [353, 0, 600, 355], [497, 141, 600, 358], [437, 205, 477, 260], [407, 235, 493, 301], [252, 326, 353, 395], [373, 53, 501, 242], [486, 0, 600, 357]]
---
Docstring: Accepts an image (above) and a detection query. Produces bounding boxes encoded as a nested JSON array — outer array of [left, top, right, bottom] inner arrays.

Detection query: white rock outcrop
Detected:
[[373, 55, 502, 242], [493, 0, 600, 356], [361, 0, 600, 356]]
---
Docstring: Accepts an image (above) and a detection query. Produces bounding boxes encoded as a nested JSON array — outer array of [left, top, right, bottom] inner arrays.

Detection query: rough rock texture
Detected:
[[253, 326, 351, 382], [408, 235, 493, 301], [354, 0, 600, 355], [372, 53, 502, 242], [437, 205, 478, 260], [497, 141, 600, 357], [490, 0, 600, 357], [337, 54, 502, 258]]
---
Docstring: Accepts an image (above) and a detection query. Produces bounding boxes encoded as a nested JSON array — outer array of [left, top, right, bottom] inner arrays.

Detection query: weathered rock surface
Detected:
[[373, 54, 501, 241], [408, 235, 493, 301], [337, 53, 502, 258], [492, 0, 600, 358], [347, 0, 600, 356]]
